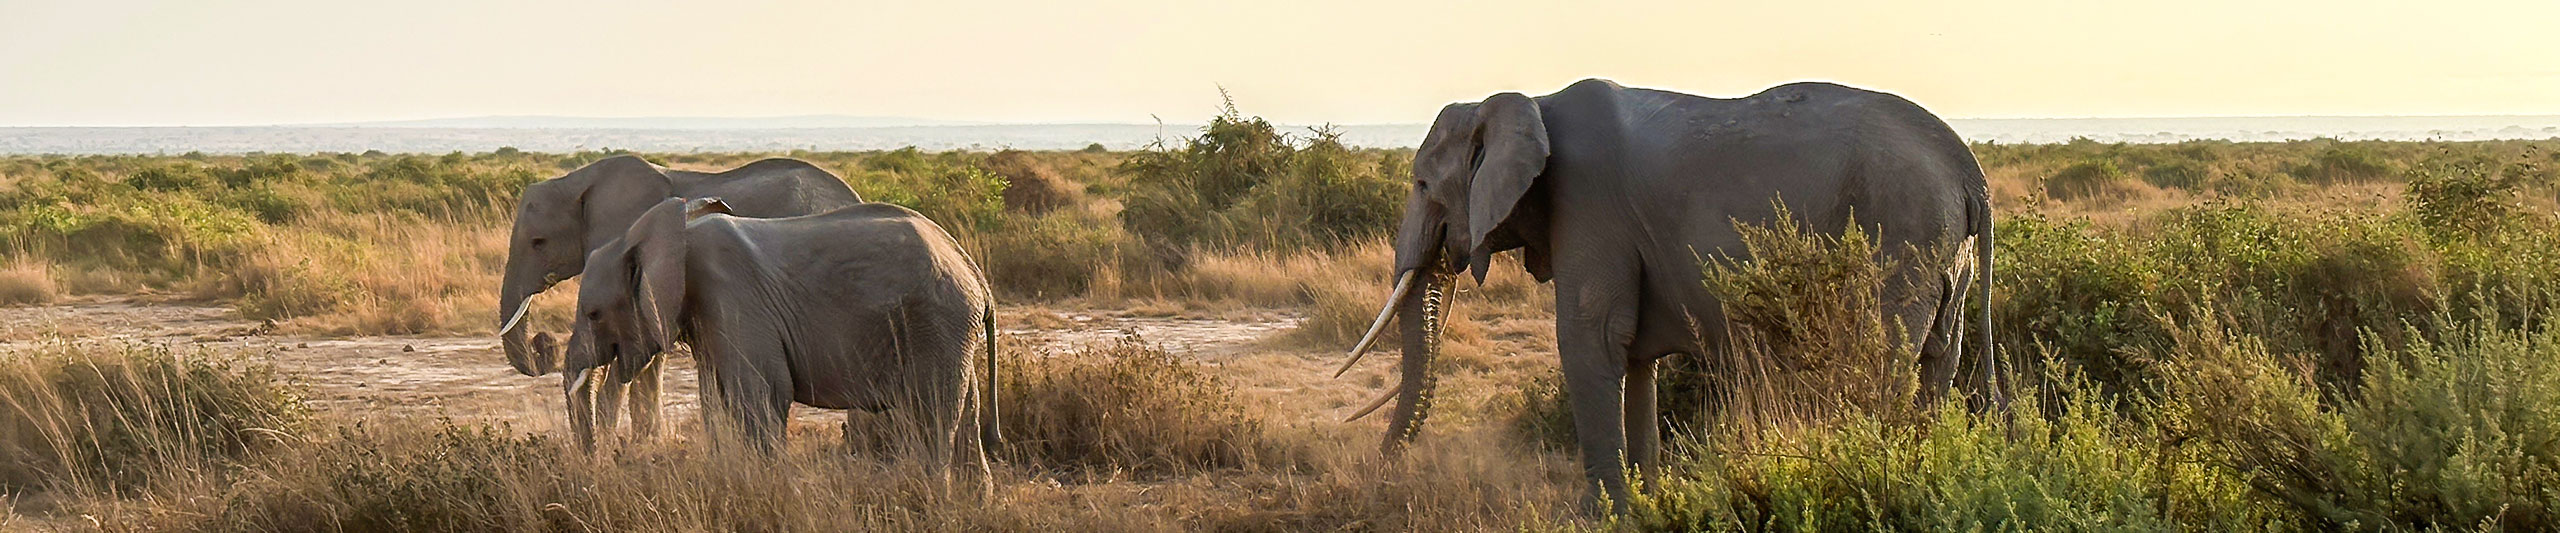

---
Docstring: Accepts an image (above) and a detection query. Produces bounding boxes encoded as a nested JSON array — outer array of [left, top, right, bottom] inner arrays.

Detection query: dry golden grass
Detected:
[[0, 257, 56, 306], [11, 337, 1581, 532], [72, 419, 1579, 532], [1000, 338, 1284, 475], [0, 343, 306, 499], [213, 210, 513, 336]]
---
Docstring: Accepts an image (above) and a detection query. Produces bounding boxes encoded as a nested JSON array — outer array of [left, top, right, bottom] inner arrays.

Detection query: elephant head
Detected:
[[564, 198, 692, 396], [1340, 92, 1551, 453], [497, 156, 674, 377]]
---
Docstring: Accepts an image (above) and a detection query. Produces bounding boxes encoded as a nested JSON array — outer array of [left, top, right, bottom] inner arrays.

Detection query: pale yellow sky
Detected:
[[3, 0, 2554, 126]]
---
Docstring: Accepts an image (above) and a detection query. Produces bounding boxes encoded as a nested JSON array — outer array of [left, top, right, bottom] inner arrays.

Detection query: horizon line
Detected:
[[8, 112, 2560, 129]]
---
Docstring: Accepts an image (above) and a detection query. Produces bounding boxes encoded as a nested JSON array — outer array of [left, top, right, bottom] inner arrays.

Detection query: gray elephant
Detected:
[[495, 155, 862, 449], [565, 198, 997, 484], [1335, 79, 1995, 508]]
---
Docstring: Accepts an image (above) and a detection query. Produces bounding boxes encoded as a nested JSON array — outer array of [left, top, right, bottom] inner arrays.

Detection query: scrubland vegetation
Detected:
[[5, 107, 2560, 530]]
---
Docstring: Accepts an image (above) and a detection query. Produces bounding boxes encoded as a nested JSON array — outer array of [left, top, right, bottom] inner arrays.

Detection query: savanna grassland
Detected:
[[5, 105, 2560, 531]]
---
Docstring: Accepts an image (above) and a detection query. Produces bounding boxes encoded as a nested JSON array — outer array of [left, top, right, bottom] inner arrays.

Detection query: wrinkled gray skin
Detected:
[[496, 155, 861, 449], [568, 199, 997, 487], [1348, 79, 1994, 510]]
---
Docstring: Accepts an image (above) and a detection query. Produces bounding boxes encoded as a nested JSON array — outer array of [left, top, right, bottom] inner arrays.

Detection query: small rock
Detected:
[[355, 382, 367, 388], [297, 342, 309, 348], [402, 344, 416, 352]]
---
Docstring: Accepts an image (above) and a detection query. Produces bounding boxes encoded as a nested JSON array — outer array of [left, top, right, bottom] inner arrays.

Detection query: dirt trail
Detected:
[[1, 298, 1308, 429]]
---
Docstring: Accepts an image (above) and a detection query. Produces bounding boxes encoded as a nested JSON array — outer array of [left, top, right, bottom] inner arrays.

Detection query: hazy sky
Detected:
[[3, 0, 2555, 126]]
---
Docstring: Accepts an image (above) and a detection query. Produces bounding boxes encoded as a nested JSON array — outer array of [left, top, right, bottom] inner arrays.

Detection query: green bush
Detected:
[[2044, 159, 2140, 200], [1989, 199, 2518, 402], [1629, 390, 2276, 531], [127, 163, 217, 192], [218, 184, 319, 224], [975, 212, 1139, 299], [217, 154, 307, 189], [2141, 159, 2214, 190], [2165, 310, 2560, 530], [1990, 212, 2173, 399], [0, 192, 260, 277], [342, 154, 537, 219], [2291, 144, 2396, 184], [1221, 130, 1409, 249], [1118, 103, 1406, 254], [849, 148, 1008, 232], [2406, 158, 2529, 241], [1689, 207, 1917, 426]]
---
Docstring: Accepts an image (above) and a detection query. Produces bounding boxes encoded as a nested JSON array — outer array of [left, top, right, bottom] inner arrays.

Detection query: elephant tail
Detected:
[[980, 297, 1001, 447], [1971, 186, 2000, 409]]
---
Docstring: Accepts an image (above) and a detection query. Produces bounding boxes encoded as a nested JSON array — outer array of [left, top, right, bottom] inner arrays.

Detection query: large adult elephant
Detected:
[[1335, 79, 1995, 508], [565, 198, 998, 486], [495, 155, 862, 447]]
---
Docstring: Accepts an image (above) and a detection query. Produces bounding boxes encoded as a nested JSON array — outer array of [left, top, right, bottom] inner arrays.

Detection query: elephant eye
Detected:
[[529, 237, 547, 248], [586, 310, 600, 320]]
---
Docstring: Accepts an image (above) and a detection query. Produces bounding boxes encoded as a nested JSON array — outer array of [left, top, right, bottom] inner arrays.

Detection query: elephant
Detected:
[[1334, 79, 1995, 509], [494, 155, 862, 449], [565, 198, 998, 486]]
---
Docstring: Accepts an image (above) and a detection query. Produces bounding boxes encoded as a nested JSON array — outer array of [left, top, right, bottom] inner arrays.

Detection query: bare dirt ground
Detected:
[[0, 297, 1374, 436]]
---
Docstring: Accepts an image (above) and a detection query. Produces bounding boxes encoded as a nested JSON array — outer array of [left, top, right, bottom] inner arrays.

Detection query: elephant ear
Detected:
[[621, 198, 689, 382], [1464, 92, 1552, 283]]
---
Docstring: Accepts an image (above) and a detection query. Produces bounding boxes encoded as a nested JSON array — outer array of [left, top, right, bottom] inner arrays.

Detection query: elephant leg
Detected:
[[916, 386, 965, 487], [703, 347, 790, 457], [1557, 278, 1640, 511], [1914, 269, 1968, 405], [566, 371, 597, 453], [743, 379, 791, 455], [593, 366, 626, 439], [721, 396, 787, 456], [1624, 354, 1661, 487], [956, 385, 994, 499], [626, 356, 663, 442]]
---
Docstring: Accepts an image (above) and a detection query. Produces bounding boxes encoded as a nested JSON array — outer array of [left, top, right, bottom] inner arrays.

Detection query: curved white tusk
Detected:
[[566, 369, 592, 397], [499, 302, 533, 336], [1334, 271, 1417, 378], [1344, 383, 1401, 422]]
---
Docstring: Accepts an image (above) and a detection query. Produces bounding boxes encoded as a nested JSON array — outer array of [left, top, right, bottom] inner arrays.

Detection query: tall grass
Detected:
[[13, 337, 1574, 531], [998, 338, 1281, 475], [0, 256, 56, 305], [0, 343, 306, 494]]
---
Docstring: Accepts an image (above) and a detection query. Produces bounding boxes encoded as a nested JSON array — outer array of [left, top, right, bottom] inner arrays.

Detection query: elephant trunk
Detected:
[[497, 270, 557, 377], [540, 331, 595, 452], [566, 367, 596, 453], [1380, 268, 1452, 455]]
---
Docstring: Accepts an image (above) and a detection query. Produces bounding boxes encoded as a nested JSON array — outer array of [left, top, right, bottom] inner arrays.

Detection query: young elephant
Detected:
[[566, 198, 998, 481]]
